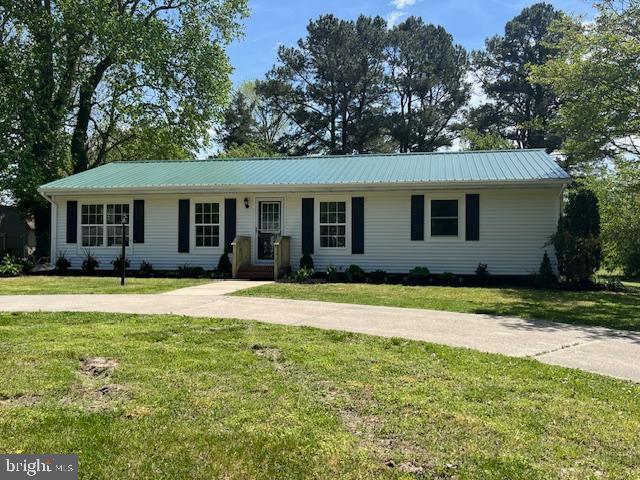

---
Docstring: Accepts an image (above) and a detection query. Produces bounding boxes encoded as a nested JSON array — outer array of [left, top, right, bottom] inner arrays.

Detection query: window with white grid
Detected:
[[319, 201, 346, 248], [81, 204, 104, 247], [195, 202, 220, 247], [259, 202, 281, 232], [106, 204, 130, 246]]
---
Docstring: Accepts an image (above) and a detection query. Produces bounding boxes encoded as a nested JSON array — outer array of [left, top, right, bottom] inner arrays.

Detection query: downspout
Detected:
[[38, 190, 56, 264]]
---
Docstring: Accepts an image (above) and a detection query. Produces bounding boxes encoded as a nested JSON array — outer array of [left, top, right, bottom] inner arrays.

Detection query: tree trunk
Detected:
[[71, 58, 112, 173]]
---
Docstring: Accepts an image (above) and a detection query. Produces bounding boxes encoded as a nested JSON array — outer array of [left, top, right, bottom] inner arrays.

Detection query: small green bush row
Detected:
[[291, 252, 620, 291], [53, 250, 233, 279]]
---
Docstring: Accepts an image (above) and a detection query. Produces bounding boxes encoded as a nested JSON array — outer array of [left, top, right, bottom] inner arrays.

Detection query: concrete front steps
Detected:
[[236, 264, 274, 280]]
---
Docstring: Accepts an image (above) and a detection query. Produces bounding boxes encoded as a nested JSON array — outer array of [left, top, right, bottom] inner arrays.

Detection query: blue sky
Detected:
[[227, 0, 594, 86]]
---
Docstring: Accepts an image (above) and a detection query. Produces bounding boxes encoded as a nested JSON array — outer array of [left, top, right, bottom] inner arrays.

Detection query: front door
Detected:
[[257, 200, 281, 261]]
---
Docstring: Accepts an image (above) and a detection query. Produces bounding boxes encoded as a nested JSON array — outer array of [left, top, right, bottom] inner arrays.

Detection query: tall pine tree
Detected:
[[470, 3, 565, 152]]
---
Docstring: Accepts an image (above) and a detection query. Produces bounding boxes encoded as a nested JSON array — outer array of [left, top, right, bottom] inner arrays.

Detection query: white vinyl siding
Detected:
[[53, 187, 562, 274]]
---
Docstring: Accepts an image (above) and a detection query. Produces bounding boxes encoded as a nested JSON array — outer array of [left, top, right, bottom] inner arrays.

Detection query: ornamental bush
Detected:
[[551, 188, 601, 284], [55, 253, 71, 273], [217, 248, 232, 277], [300, 251, 314, 270], [82, 251, 100, 272]]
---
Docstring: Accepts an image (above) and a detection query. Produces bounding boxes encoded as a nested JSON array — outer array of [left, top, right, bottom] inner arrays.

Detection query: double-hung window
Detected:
[[81, 204, 104, 246], [430, 199, 459, 237], [319, 201, 346, 248], [195, 202, 220, 247], [107, 204, 130, 246], [80, 203, 129, 246]]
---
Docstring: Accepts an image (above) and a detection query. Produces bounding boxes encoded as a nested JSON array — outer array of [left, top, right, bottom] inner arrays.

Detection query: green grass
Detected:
[[235, 283, 640, 331], [0, 276, 210, 294], [0, 312, 638, 479]]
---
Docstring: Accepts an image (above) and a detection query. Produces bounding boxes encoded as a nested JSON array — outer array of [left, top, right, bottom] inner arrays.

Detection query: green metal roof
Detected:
[[39, 149, 570, 193]]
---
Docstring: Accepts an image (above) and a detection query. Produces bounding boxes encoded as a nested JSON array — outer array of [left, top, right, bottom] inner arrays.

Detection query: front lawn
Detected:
[[0, 276, 210, 294], [0, 312, 638, 479], [235, 283, 640, 331]]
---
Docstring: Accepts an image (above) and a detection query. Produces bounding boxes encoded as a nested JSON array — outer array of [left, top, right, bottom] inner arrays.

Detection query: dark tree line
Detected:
[[219, 3, 567, 157]]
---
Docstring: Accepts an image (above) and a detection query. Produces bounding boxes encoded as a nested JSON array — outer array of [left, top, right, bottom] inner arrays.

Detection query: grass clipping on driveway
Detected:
[[235, 283, 640, 331], [0, 276, 210, 294], [1, 312, 638, 479]]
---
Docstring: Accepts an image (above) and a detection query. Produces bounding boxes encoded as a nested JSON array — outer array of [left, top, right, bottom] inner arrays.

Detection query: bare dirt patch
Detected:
[[81, 357, 118, 376], [251, 344, 283, 363], [0, 394, 40, 407], [63, 356, 129, 411], [257, 352, 434, 475]]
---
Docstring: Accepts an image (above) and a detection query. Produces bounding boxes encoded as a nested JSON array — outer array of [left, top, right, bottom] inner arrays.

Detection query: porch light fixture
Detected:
[[244, 197, 249, 209]]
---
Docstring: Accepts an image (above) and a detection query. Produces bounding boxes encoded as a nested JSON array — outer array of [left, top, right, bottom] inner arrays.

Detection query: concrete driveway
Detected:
[[0, 286, 638, 382]]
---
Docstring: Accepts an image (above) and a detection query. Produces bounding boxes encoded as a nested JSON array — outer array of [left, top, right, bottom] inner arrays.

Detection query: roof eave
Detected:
[[38, 178, 570, 196]]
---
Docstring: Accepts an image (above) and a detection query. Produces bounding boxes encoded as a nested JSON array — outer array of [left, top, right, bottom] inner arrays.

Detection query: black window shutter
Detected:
[[410, 195, 424, 241], [465, 194, 480, 241], [352, 197, 364, 254], [224, 198, 236, 251], [301, 198, 314, 254], [133, 200, 144, 243], [66, 201, 77, 244], [178, 199, 190, 252]]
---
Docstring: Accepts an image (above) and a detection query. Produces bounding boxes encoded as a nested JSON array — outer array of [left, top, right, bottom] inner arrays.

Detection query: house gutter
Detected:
[[37, 178, 571, 197]]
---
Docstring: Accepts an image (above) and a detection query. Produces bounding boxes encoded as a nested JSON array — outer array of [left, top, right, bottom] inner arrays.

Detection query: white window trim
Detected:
[[79, 201, 132, 248], [426, 193, 465, 242], [315, 195, 351, 254], [191, 197, 224, 251]]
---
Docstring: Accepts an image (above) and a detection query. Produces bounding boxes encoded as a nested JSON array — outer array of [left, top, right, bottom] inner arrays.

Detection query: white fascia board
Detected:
[[38, 178, 570, 197]]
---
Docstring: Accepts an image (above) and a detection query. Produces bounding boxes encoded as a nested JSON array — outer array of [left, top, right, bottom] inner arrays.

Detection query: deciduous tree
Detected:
[[532, 0, 640, 164], [0, 0, 247, 255]]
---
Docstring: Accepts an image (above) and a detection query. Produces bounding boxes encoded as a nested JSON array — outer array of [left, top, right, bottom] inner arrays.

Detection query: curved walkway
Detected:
[[0, 287, 638, 382]]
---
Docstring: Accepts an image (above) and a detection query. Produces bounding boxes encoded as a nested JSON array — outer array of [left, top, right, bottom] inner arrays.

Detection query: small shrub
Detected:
[[293, 267, 314, 283], [368, 269, 387, 284], [600, 279, 625, 292], [300, 251, 314, 270], [475, 263, 489, 278], [439, 272, 462, 286], [326, 265, 341, 282], [623, 250, 640, 278], [538, 251, 557, 287], [81, 251, 99, 272], [0, 254, 21, 276], [55, 253, 71, 273], [111, 254, 130, 273], [19, 255, 35, 274], [345, 264, 365, 283], [138, 260, 154, 277], [407, 266, 430, 284], [217, 248, 232, 278], [177, 264, 206, 278]]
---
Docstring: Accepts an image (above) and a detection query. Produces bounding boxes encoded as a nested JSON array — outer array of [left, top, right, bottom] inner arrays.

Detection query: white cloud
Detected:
[[391, 0, 416, 8], [385, 10, 406, 26], [386, 0, 416, 27]]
